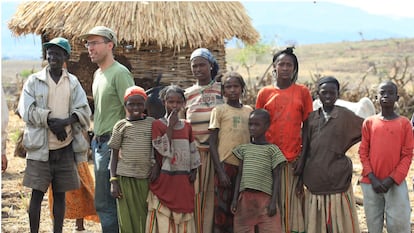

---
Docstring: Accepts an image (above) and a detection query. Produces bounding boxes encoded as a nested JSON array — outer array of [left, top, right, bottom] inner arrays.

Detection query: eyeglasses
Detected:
[[84, 41, 107, 48]]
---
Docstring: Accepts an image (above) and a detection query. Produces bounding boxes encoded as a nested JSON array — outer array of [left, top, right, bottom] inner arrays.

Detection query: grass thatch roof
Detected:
[[8, 1, 260, 49]]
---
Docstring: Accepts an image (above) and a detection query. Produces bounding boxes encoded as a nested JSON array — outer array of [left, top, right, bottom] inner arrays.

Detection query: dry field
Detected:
[[2, 38, 414, 232], [2, 111, 414, 233]]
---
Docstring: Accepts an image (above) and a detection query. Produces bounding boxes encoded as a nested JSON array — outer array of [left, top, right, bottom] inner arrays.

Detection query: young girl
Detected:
[[256, 47, 313, 233], [208, 71, 253, 233], [146, 85, 201, 233], [108, 86, 155, 233], [231, 109, 286, 233], [296, 77, 363, 233]]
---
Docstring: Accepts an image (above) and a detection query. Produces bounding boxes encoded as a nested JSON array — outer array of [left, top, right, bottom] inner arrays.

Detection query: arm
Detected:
[[166, 109, 179, 145], [18, 76, 50, 127], [268, 163, 284, 216], [385, 121, 414, 188], [109, 149, 122, 199], [209, 128, 231, 187], [149, 150, 162, 182], [359, 120, 374, 178], [48, 78, 91, 141], [114, 69, 134, 106], [359, 119, 387, 193], [231, 159, 243, 214], [293, 119, 308, 197], [293, 119, 309, 176], [2, 89, 9, 172]]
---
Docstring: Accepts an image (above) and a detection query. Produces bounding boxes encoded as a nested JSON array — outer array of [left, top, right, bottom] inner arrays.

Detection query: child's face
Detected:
[[377, 83, 398, 108], [125, 95, 146, 120], [318, 82, 338, 108], [248, 114, 268, 138], [164, 92, 185, 114], [223, 77, 242, 101]]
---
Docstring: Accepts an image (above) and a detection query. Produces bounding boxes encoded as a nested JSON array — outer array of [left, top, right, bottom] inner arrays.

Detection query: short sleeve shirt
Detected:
[[108, 117, 154, 178], [233, 143, 286, 195], [209, 104, 253, 165]]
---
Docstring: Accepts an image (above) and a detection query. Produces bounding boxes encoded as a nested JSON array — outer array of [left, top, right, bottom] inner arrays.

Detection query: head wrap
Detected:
[[190, 48, 220, 79], [318, 76, 340, 91], [124, 86, 147, 102]]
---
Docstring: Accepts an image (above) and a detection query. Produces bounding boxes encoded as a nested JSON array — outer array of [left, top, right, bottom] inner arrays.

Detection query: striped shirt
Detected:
[[185, 81, 223, 148], [108, 117, 155, 178], [233, 143, 286, 195]]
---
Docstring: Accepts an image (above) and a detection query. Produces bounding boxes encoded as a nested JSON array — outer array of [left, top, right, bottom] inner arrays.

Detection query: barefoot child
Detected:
[[295, 76, 363, 233], [146, 85, 201, 233], [209, 71, 253, 233], [359, 81, 414, 233], [231, 109, 286, 233], [108, 86, 155, 233]]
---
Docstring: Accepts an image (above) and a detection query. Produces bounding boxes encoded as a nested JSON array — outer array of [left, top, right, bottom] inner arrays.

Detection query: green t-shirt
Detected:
[[92, 61, 134, 136], [233, 143, 286, 195]]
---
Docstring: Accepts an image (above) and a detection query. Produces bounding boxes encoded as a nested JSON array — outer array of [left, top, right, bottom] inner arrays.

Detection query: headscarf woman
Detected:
[[184, 48, 223, 233]]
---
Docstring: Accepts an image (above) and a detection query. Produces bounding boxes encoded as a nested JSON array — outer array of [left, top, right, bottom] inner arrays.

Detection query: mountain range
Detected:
[[239, 1, 414, 46]]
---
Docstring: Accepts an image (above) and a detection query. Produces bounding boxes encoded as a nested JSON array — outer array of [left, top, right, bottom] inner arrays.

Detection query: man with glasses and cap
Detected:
[[80, 26, 134, 233], [18, 37, 91, 233]]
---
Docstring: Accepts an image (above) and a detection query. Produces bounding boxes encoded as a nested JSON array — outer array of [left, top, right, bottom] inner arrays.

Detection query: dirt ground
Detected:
[[2, 112, 414, 233], [1, 60, 414, 232]]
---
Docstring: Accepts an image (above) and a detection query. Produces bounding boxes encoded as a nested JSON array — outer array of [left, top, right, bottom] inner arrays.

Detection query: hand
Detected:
[[2, 154, 7, 173], [292, 158, 304, 176], [110, 181, 122, 199], [189, 169, 197, 183], [149, 163, 160, 182], [167, 109, 179, 128], [267, 201, 277, 217], [295, 177, 304, 197], [381, 177, 395, 192], [368, 173, 387, 193], [217, 170, 231, 188], [230, 199, 238, 214], [47, 118, 68, 141]]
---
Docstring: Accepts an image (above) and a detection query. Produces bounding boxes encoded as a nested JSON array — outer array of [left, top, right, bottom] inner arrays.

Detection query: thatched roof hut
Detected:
[[8, 1, 259, 94]]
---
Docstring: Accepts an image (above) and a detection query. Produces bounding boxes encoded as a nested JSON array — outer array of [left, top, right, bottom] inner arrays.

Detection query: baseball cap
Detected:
[[80, 26, 117, 46], [43, 37, 71, 55]]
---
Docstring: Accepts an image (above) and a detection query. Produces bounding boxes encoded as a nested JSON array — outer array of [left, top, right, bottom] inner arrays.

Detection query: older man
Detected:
[[18, 37, 91, 233], [80, 26, 134, 233]]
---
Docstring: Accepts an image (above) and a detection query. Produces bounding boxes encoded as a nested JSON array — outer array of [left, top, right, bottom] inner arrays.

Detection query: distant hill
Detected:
[[237, 2, 414, 46]]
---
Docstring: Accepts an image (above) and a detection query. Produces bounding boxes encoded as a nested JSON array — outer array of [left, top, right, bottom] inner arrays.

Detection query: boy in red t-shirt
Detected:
[[359, 81, 414, 233]]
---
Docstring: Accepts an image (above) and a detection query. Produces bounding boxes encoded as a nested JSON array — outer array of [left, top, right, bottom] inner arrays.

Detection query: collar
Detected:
[[318, 105, 339, 119]]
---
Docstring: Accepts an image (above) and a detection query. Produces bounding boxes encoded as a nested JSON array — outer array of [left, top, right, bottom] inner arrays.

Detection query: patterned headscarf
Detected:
[[190, 48, 219, 79]]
